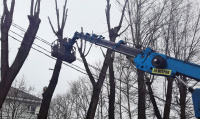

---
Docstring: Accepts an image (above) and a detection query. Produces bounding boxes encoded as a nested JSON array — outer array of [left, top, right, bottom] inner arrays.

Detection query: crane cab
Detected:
[[51, 39, 76, 63]]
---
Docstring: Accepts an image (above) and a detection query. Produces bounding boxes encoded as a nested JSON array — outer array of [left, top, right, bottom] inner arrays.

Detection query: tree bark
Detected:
[[146, 78, 162, 119], [38, 59, 62, 119], [137, 69, 146, 119], [84, 0, 127, 118], [0, 14, 41, 109], [179, 76, 186, 119], [109, 57, 115, 119], [163, 77, 173, 119], [1, 0, 15, 79], [37, 1, 68, 118], [85, 49, 113, 119]]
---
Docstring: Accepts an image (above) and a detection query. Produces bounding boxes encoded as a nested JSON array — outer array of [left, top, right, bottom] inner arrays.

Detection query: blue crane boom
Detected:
[[51, 31, 200, 118], [68, 32, 142, 57]]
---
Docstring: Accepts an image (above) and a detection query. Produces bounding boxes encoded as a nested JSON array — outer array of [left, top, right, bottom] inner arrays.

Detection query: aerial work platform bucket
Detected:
[[51, 39, 76, 63]]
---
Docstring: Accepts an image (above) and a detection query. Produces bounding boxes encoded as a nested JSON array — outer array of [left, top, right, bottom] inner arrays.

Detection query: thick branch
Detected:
[[55, 0, 61, 30], [1, 0, 15, 80], [3, 0, 8, 13], [36, 0, 41, 15], [77, 46, 95, 86], [61, 0, 68, 30], [146, 78, 162, 119], [86, 49, 113, 119], [118, 0, 128, 28], [48, 17, 56, 34], [30, 0, 34, 16], [127, 0, 135, 45], [10, 0, 15, 17], [106, 0, 111, 31]]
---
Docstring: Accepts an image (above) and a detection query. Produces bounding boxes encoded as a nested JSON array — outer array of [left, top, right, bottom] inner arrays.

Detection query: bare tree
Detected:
[[1, 78, 40, 119], [49, 78, 92, 119], [161, 0, 200, 118], [106, 0, 128, 118], [77, 35, 113, 119], [74, 0, 128, 118], [145, 77, 162, 119], [49, 93, 75, 119], [125, 0, 166, 118], [37, 0, 68, 119], [0, 0, 41, 109]]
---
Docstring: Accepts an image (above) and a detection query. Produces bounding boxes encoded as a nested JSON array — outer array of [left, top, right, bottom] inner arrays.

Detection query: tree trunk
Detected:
[[146, 78, 162, 119], [86, 84, 102, 119], [127, 79, 131, 119], [38, 59, 62, 119], [137, 69, 146, 119], [84, 0, 127, 117], [38, 1, 68, 118], [109, 57, 115, 119], [179, 76, 186, 119], [0, 15, 41, 109], [119, 77, 122, 119], [1, 26, 9, 80], [86, 49, 113, 119], [163, 77, 173, 119]]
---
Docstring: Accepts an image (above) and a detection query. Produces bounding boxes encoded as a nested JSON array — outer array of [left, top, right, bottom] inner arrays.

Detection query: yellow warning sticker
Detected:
[[152, 68, 171, 75]]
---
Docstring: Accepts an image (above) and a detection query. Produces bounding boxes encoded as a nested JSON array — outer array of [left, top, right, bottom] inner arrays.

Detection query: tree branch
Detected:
[[10, 0, 15, 17], [76, 43, 96, 86], [118, 24, 130, 36], [30, 0, 34, 16], [55, 0, 61, 30], [48, 17, 56, 34], [106, 0, 111, 31], [118, 0, 128, 28], [36, 0, 41, 15], [61, 0, 68, 30]]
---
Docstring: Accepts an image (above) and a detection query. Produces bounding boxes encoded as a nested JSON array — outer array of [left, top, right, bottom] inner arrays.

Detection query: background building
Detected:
[[0, 87, 41, 119]]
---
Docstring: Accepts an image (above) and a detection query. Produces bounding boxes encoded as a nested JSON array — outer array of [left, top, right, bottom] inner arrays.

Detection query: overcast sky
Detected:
[[0, 0, 124, 96]]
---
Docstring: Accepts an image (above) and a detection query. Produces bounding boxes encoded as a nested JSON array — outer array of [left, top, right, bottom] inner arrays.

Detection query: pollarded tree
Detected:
[[37, 0, 68, 118], [76, 0, 128, 118], [0, 0, 41, 109]]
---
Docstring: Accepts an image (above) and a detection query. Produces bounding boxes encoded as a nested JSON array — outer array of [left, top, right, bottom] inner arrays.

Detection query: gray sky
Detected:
[[0, 0, 123, 96]]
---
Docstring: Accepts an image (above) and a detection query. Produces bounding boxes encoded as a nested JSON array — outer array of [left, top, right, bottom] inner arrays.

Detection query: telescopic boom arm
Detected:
[[69, 32, 200, 80], [63, 31, 200, 118]]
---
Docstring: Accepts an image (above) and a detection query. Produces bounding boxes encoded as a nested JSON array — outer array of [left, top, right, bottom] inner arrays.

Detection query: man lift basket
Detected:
[[51, 38, 76, 63]]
